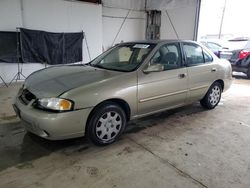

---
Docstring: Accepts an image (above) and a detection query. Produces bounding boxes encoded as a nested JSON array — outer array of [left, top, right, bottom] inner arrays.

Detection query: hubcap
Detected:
[[95, 111, 122, 141], [209, 85, 221, 106]]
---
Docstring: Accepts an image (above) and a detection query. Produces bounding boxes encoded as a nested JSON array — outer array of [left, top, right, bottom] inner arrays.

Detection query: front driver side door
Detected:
[[137, 42, 188, 116]]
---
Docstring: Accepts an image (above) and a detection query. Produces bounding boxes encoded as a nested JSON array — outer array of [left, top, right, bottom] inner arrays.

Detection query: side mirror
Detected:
[[143, 64, 164, 73]]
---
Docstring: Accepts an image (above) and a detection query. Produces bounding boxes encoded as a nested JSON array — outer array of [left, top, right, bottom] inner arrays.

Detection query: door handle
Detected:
[[178, 73, 186, 79], [211, 68, 217, 72]]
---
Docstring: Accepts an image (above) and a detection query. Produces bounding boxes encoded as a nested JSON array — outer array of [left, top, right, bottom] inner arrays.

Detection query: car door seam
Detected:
[[189, 85, 209, 91], [139, 89, 188, 103]]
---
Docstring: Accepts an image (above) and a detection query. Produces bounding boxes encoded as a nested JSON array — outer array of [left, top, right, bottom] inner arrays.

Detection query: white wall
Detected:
[[0, 0, 22, 31], [102, 7, 146, 50], [0, 63, 45, 85], [161, 5, 197, 40], [102, 0, 144, 11], [22, 0, 102, 61], [0, 0, 103, 84]]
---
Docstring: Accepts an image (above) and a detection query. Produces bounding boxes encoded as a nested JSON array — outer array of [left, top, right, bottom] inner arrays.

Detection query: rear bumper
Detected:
[[223, 77, 233, 92], [13, 97, 93, 140]]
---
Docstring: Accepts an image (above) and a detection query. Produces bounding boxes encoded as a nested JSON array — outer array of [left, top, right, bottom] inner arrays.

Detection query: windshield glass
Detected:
[[90, 43, 155, 72], [207, 42, 221, 50], [225, 40, 250, 50]]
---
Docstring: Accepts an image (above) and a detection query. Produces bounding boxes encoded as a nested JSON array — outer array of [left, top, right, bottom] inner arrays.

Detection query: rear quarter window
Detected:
[[203, 49, 213, 62]]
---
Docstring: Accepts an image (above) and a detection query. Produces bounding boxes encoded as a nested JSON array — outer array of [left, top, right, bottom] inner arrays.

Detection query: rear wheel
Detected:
[[86, 102, 126, 145], [200, 82, 222, 109]]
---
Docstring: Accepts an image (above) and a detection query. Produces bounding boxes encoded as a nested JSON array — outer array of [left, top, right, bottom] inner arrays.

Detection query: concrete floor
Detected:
[[0, 75, 250, 188]]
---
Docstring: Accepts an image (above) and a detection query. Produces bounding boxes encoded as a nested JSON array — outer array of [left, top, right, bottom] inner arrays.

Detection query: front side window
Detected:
[[183, 43, 204, 65], [150, 43, 181, 70], [91, 44, 155, 72]]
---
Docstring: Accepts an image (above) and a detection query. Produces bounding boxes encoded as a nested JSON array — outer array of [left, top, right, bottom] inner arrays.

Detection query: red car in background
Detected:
[[219, 38, 250, 78], [231, 54, 250, 78], [221, 38, 250, 62]]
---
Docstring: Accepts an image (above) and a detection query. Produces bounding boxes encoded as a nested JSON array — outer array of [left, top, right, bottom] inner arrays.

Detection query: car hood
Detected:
[[24, 65, 121, 98]]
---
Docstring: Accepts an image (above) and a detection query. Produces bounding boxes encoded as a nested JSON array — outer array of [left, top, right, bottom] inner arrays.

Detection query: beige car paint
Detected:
[[187, 62, 219, 103], [137, 67, 188, 115]]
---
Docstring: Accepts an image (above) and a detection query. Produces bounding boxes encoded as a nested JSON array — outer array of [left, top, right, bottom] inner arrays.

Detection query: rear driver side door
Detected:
[[182, 42, 218, 103]]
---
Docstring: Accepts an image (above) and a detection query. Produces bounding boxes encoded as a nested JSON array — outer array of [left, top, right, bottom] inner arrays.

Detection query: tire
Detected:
[[200, 82, 222, 109], [86, 102, 127, 146]]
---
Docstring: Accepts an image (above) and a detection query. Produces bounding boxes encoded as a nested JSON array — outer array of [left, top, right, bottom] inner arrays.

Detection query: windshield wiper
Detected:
[[82, 62, 91, 66], [89, 64, 130, 72], [93, 64, 106, 69]]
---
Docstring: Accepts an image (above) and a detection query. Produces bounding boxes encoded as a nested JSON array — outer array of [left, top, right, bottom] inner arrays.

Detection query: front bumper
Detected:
[[13, 97, 93, 140]]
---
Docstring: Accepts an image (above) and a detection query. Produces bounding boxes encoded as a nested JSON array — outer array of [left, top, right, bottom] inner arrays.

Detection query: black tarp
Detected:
[[0, 31, 20, 63], [20, 28, 83, 65]]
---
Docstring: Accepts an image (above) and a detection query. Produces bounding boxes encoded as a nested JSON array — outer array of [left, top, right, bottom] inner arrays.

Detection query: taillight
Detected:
[[238, 50, 250, 60]]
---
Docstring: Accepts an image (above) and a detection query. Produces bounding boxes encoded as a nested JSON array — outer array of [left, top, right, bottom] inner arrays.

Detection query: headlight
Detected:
[[37, 98, 73, 111]]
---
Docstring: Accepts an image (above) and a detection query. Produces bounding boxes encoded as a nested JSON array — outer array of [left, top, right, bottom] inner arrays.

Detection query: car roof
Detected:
[[119, 40, 196, 45]]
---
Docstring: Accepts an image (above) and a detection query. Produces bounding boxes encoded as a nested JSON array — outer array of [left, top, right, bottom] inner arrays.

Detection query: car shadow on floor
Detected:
[[125, 103, 205, 134], [0, 121, 88, 171], [0, 103, 206, 171]]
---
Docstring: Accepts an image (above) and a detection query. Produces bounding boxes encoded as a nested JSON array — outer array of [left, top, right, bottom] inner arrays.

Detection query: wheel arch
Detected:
[[214, 79, 224, 91], [202, 79, 224, 100], [85, 98, 131, 133]]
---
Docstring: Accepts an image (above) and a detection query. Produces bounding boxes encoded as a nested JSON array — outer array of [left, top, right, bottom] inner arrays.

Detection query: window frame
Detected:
[[203, 48, 214, 63]]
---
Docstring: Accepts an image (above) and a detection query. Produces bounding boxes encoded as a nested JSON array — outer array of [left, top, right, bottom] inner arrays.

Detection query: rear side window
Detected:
[[183, 43, 213, 65], [183, 43, 204, 65]]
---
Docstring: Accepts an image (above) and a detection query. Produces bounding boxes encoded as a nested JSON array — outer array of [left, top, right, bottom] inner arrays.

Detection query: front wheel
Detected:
[[86, 102, 126, 146], [200, 82, 222, 109]]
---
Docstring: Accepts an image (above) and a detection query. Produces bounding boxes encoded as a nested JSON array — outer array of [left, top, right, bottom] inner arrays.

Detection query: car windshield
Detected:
[[206, 42, 221, 50], [90, 43, 155, 72], [225, 40, 250, 50]]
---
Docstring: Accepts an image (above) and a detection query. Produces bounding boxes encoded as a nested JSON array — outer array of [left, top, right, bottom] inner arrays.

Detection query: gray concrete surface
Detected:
[[0, 76, 250, 188]]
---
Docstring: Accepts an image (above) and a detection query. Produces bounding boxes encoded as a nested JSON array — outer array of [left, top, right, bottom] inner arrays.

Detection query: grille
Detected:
[[19, 89, 36, 105]]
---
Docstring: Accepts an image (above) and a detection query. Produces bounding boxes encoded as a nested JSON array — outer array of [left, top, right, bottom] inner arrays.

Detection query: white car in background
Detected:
[[200, 40, 229, 57]]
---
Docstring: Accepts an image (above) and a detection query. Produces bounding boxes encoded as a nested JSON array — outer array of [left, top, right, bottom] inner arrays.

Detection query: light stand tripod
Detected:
[[8, 28, 26, 86], [0, 75, 8, 87]]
